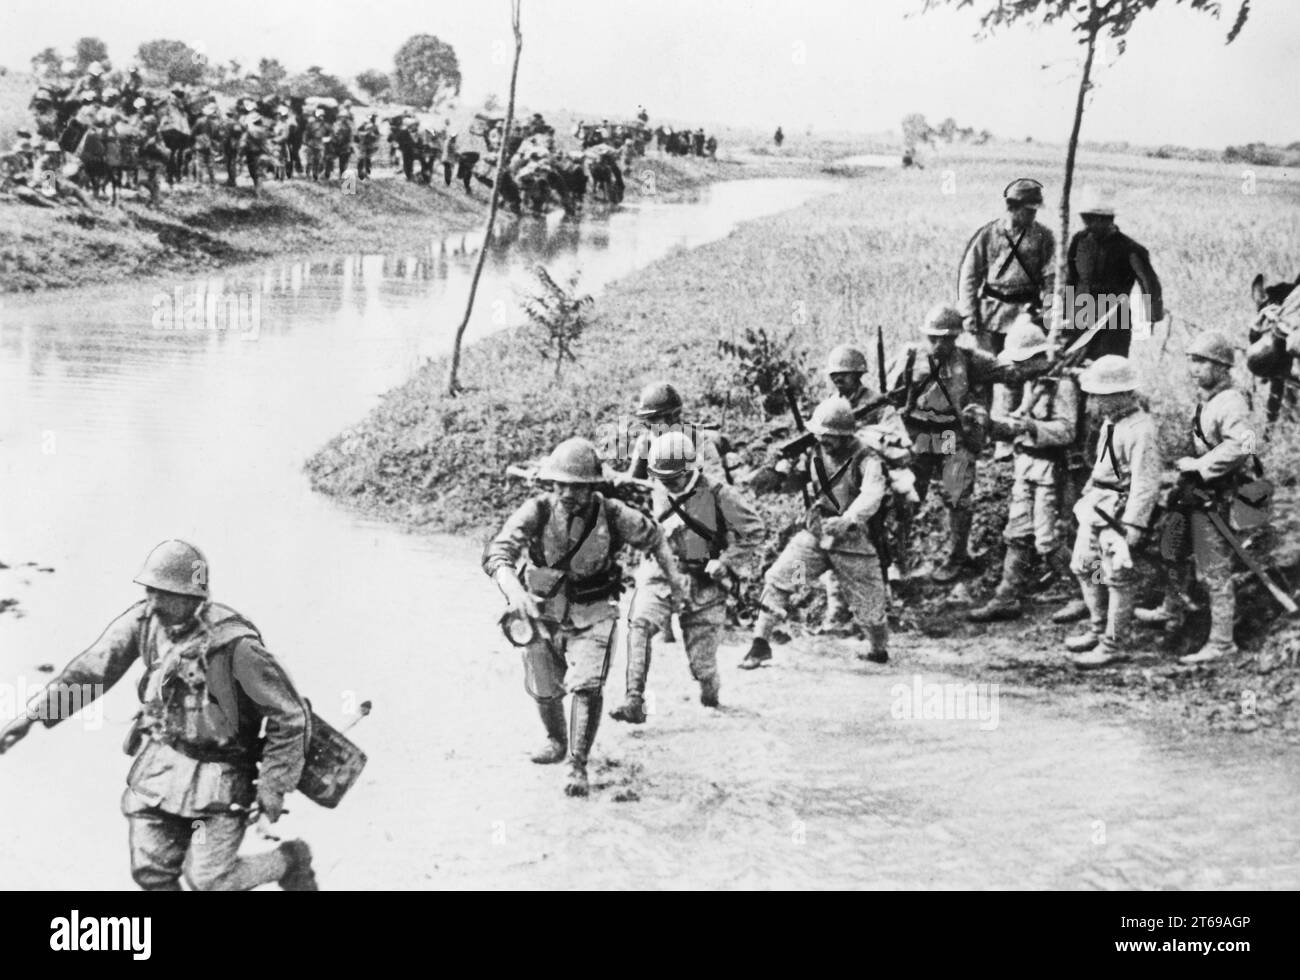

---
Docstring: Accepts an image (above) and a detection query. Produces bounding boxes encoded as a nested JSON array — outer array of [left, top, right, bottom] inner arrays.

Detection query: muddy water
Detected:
[[1, 178, 1297, 889]]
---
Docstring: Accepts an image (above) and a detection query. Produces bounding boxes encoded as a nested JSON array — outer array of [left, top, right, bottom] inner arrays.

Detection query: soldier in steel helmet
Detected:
[[610, 432, 764, 723], [1136, 332, 1263, 664], [958, 178, 1056, 354], [740, 396, 893, 669], [0, 541, 317, 891], [618, 380, 732, 485], [483, 437, 683, 797], [816, 344, 916, 633], [1065, 356, 1164, 668], [969, 316, 1082, 622], [886, 304, 1021, 582]]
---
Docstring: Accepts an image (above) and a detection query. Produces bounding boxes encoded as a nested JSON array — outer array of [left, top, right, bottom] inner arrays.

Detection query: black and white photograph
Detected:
[[0, 0, 1296, 915]]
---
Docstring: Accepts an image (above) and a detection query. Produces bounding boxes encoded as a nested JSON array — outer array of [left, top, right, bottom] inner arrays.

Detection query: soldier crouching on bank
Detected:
[[0, 540, 317, 891], [610, 432, 764, 722], [740, 396, 892, 669], [483, 437, 684, 797]]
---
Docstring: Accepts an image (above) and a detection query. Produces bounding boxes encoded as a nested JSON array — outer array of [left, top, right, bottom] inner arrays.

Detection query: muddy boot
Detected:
[[738, 637, 772, 670], [856, 623, 890, 664], [565, 691, 602, 798], [699, 675, 720, 708], [1180, 582, 1238, 664], [610, 625, 651, 724], [277, 840, 319, 891], [1105, 582, 1138, 652], [530, 698, 568, 764], [932, 508, 973, 584], [1064, 577, 1106, 653], [968, 544, 1030, 622]]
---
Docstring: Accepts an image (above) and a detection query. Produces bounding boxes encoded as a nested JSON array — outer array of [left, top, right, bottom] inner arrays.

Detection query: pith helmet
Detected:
[[87, 62, 103, 76], [1079, 355, 1139, 394], [1000, 315, 1050, 363], [809, 396, 857, 437], [1185, 331, 1235, 367], [635, 380, 683, 419], [133, 539, 210, 598], [1077, 185, 1116, 217], [825, 344, 868, 376], [648, 431, 698, 478], [1004, 177, 1044, 206], [922, 304, 963, 337], [537, 437, 604, 484]]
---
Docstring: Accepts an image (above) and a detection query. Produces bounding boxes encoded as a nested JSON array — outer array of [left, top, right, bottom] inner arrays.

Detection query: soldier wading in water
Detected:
[[0, 540, 317, 891], [484, 437, 683, 796]]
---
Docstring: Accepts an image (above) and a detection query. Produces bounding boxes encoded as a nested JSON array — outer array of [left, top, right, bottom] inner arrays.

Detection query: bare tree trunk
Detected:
[[446, 0, 522, 396], [1051, 0, 1099, 346]]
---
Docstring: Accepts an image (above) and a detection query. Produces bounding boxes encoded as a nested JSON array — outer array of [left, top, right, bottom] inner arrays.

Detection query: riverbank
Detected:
[[0, 152, 824, 294], [306, 148, 1300, 742]]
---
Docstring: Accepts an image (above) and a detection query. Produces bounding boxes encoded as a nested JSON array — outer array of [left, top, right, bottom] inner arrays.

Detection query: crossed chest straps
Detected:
[[807, 451, 863, 517], [905, 353, 964, 427], [528, 498, 612, 599], [655, 481, 728, 562]]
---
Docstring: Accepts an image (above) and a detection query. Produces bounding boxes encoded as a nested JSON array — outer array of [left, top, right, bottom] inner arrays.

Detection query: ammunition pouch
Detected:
[[524, 565, 567, 599], [1232, 477, 1273, 531], [567, 563, 625, 604]]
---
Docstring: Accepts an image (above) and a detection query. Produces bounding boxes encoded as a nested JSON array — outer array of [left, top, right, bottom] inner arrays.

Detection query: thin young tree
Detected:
[[446, 0, 521, 396], [923, 0, 1251, 339]]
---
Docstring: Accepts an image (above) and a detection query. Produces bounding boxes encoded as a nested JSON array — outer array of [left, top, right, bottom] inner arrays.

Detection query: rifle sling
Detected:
[[656, 485, 727, 559], [810, 452, 854, 516]]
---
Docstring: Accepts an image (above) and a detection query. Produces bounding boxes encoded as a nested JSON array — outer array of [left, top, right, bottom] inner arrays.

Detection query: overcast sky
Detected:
[[3, 0, 1296, 146]]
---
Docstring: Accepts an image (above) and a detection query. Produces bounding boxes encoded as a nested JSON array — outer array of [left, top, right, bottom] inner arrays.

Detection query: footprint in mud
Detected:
[[592, 758, 645, 803]]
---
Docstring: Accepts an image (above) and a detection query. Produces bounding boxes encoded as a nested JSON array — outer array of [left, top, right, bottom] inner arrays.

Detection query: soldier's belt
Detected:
[[981, 284, 1040, 305], [155, 733, 256, 767], [1020, 444, 1067, 461]]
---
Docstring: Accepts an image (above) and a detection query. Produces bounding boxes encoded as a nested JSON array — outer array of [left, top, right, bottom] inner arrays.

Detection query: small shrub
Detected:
[[523, 265, 593, 382]]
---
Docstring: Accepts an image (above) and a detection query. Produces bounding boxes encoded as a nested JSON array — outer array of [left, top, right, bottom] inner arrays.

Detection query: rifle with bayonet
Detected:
[[775, 374, 910, 463], [505, 462, 656, 516], [1014, 302, 1124, 416]]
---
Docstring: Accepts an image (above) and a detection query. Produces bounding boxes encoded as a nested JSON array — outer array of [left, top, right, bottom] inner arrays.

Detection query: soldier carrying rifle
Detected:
[[610, 432, 764, 722], [740, 397, 894, 669], [1136, 332, 1275, 664]]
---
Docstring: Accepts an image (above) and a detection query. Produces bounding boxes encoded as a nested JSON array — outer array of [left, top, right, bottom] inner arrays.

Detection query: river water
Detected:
[[1, 177, 1297, 890]]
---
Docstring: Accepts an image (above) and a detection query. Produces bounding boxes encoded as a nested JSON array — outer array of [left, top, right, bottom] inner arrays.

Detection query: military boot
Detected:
[[738, 637, 772, 670], [609, 627, 651, 724], [565, 691, 602, 798], [856, 623, 890, 664], [277, 840, 319, 891], [530, 698, 568, 764], [968, 544, 1030, 622], [1064, 577, 1106, 653], [699, 674, 720, 708], [932, 508, 973, 583], [1180, 582, 1238, 665]]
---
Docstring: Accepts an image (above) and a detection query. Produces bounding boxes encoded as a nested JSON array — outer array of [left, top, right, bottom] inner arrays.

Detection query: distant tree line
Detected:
[[29, 34, 461, 109], [900, 112, 992, 147]]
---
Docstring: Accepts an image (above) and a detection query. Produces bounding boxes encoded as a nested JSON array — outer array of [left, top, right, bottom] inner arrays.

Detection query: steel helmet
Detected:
[[825, 344, 868, 376], [133, 539, 210, 598], [537, 437, 604, 484], [1185, 331, 1235, 367], [635, 380, 683, 419], [1079, 355, 1139, 395], [1000, 315, 1050, 363], [648, 431, 699, 478], [1004, 177, 1044, 206], [1077, 185, 1116, 217], [922, 304, 963, 337], [808, 396, 857, 437]]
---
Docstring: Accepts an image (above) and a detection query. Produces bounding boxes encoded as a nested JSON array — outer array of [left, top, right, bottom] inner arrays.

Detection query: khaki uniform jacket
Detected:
[[1010, 374, 1081, 486], [887, 343, 1012, 454], [1189, 382, 1255, 483], [958, 216, 1056, 334], [1077, 406, 1163, 531], [482, 492, 662, 627]]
